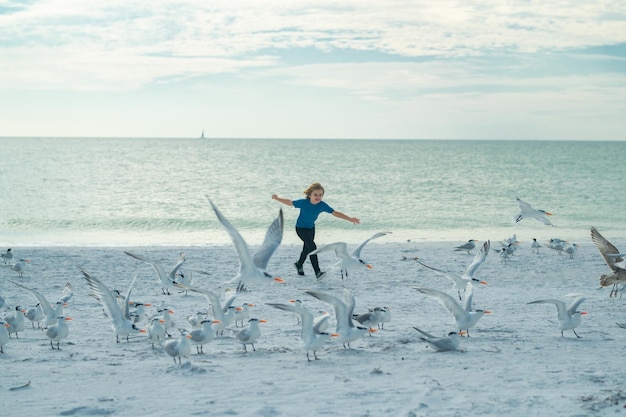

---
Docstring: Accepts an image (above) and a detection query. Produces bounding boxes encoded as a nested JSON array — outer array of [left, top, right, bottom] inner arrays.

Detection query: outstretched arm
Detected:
[[332, 210, 360, 224], [272, 194, 293, 207]]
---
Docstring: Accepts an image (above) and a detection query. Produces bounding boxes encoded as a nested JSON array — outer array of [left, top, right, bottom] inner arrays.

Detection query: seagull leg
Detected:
[[573, 329, 582, 338]]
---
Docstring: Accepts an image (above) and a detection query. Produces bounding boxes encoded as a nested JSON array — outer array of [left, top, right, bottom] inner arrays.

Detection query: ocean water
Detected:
[[1, 137, 625, 247]]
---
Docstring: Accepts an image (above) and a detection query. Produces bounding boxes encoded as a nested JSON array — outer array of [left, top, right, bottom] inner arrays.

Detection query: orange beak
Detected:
[[259, 319, 268, 323], [274, 277, 285, 283]]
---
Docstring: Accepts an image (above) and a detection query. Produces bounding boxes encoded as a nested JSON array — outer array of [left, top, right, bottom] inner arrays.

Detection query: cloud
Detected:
[[1, 0, 625, 92]]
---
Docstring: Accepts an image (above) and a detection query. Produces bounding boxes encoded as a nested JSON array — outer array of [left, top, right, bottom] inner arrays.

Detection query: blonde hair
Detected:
[[303, 182, 325, 198]]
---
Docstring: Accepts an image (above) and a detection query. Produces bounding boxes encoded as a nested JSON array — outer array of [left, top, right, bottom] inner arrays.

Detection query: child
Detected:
[[272, 182, 360, 278]]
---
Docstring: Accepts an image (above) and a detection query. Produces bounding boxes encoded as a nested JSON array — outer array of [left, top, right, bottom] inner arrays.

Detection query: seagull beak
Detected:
[[368, 328, 378, 333], [479, 281, 488, 285], [139, 329, 147, 333], [168, 309, 175, 314], [212, 320, 222, 324], [581, 311, 588, 315], [159, 319, 166, 324], [144, 303, 153, 307], [65, 317, 73, 321], [545, 212, 553, 216], [247, 304, 255, 307], [274, 277, 285, 283], [330, 333, 340, 337], [186, 334, 192, 339], [366, 264, 373, 269], [259, 319, 268, 323], [484, 310, 492, 314]]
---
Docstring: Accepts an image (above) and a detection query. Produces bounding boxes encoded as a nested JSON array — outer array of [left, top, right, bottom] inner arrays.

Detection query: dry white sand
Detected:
[[1, 238, 625, 416]]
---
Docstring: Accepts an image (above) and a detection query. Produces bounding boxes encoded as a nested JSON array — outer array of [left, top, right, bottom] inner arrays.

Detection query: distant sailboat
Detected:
[[200, 129, 205, 139]]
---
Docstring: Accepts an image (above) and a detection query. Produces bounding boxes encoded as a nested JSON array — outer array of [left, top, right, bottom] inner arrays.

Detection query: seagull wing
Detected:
[[79, 269, 124, 323], [121, 273, 139, 321], [309, 242, 351, 260], [527, 299, 568, 321], [208, 199, 255, 275], [591, 226, 624, 271], [415, 287, 467, 323], [252, 209, 283, 270], [462, 240, 490, 278], [351, 232, 391, 258], [9, 280, 55, 319], [124, 251, 169, 284]]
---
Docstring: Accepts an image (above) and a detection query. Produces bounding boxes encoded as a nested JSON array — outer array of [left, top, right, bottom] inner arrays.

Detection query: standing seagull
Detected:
[[527, 295, 587, 338], [0, 321, 9, 353], [79, 269, 146, 343], [309, 231, 391, 280], [1, 248, 13, 265], [209, 199, 284, 292], [46, 316, 72, 349], [232, 318, 266, 352], [512, 197, 555, 226], [125, 251, 186, 295], [11, 259, 30, 277], [163, 332, 192, 364], [590, 226, 626, 297], [454, 240, 478, 254], [9, 281, 65, 328], [415, 240, 490, 300], [414, 286, 491, 336], [305, 289, 369, 348], [413, 327, 463, 352], [531, 238, 542, 254]]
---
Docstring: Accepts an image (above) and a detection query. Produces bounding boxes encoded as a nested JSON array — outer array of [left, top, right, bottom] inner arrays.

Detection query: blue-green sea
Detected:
[[1, 137, 624, 246]]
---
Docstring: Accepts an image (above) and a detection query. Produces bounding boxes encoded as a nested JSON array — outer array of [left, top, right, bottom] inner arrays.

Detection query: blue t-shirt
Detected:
[[293, 199, 334, 228]]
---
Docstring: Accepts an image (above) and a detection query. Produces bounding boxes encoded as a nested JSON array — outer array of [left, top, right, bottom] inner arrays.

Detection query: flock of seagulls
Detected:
[[1, 197, 625, 361]]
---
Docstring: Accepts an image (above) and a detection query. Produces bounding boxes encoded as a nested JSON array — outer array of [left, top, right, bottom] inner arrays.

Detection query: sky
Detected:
[[1, 1, 625, 140]]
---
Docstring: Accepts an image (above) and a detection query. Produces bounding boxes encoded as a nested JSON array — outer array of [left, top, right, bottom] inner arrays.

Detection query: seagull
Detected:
[[4, 306, 26, 338], [415, 240, 490, 300], [564, 243, 579, 259], [163, 332, 192, 364], [1, 248, 13, 265], [147, 317, 167, 349], [79, 269, 146, 343], [0, 321, 9, 353], [125, 251, 186, 295], [11, 259, 30, 277], [188, 319, 221, 354], [531, 238, 542, 254], [414, 286, 491, 336], [25, 303, 44, 328], [305, 289, 369, 348], [413, 327, 464, 352], [232, 318, 266, 352], [513, 197, 555, 226], [379, 307, 392, 330], [187, 311, 207, 329], [9, 281, 65, 327], [46, 316, 72, 349], [590, 226, 626, 297], [547, 238, 568, 255], [527, 295, 587, 337], [309, 231, 391, 280], [209, 199, 284, 292], [234, 303, 254, 327], [129, 302, 152, 325], [352, 307, 385, 335], [268, 300, 339, 361], [454, 240, 478, 254]]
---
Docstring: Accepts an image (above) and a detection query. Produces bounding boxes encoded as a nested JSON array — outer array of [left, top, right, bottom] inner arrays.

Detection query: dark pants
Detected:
[[295, 227, 321, 274]]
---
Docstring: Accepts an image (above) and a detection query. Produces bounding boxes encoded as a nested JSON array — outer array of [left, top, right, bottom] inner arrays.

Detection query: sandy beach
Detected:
[[1, 238, 625, 416]]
